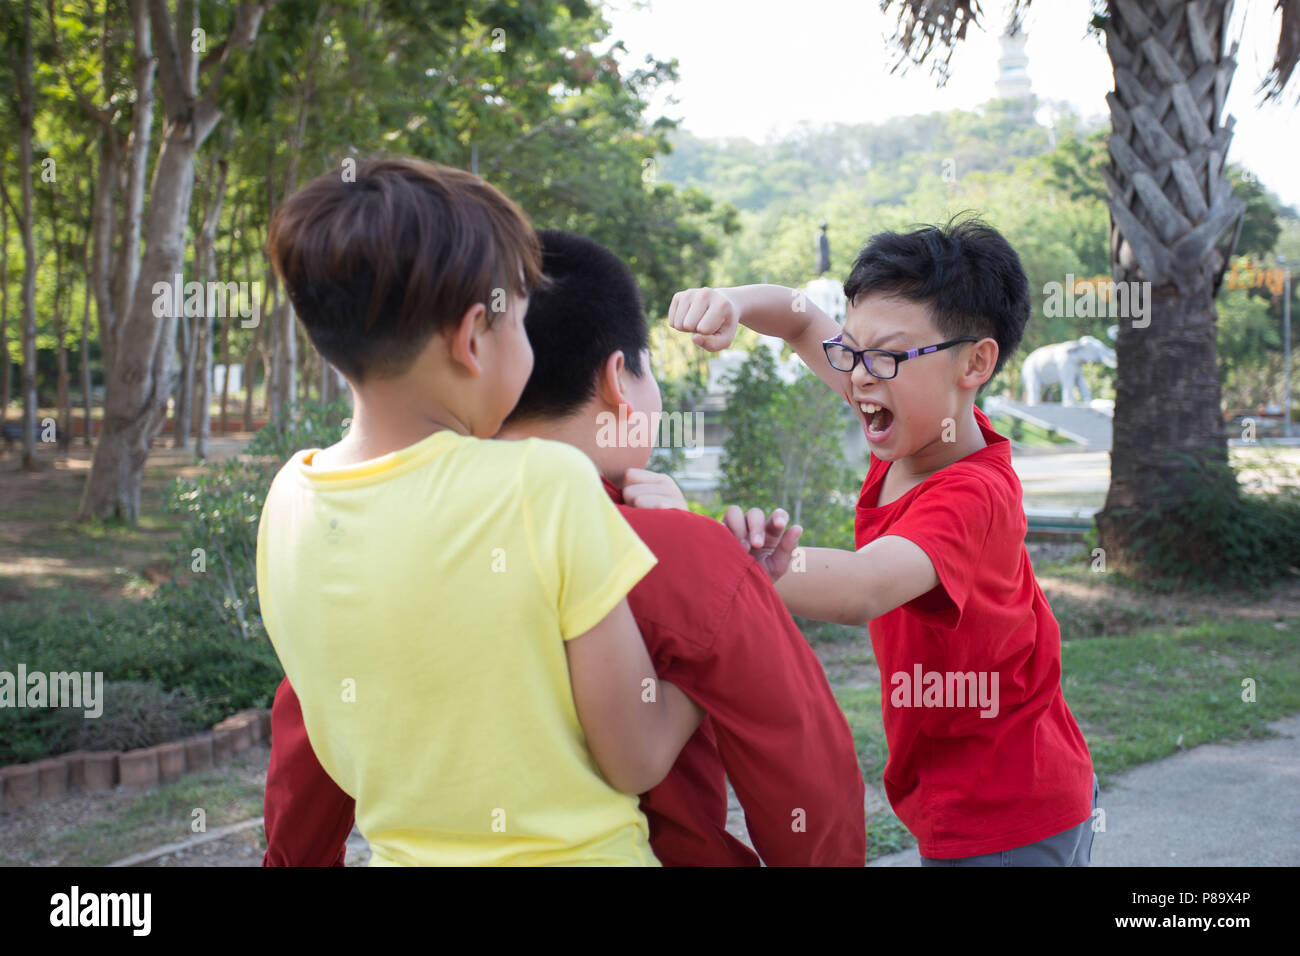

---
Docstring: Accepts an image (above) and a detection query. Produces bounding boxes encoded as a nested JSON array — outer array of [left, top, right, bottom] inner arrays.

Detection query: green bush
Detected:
[[647, 375, 705, 478], [245, 397, 353, 461], [163, 398, 355, 647], [60, 681, 208, 753], [0, 601, 282, 764], [719, 346, 858, 548], [1115, 452, 1300, 589], [0, 400, 352, 764]]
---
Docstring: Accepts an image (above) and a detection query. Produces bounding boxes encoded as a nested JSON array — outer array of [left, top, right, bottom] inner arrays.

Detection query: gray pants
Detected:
[[920, 773, 1100, 867]]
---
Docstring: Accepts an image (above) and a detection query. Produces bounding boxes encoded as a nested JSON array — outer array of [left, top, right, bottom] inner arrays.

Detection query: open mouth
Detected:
[[858, 400, 895, 438]]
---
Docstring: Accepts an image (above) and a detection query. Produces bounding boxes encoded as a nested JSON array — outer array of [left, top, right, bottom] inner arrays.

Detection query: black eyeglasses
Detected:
[[821, 334, 979, 379]]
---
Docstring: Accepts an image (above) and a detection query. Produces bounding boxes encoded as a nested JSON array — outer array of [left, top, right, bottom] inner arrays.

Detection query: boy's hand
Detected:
[[622, 468, 689, 511], [667, 288, 740, 352], [722, 505, 804, 582]]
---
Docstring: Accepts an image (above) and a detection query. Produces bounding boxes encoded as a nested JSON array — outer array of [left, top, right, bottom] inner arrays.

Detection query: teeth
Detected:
[[860, 403, 881, 414]]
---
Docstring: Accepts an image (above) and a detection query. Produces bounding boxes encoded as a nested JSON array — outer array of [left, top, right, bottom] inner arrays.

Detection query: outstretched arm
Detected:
[[773, 537, 938, 625]]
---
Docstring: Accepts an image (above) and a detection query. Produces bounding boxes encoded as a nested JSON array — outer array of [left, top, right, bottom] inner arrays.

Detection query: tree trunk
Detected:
[[219, 316, 232, 436], [112, 0, 155, 336], [174, 305, 194, 447], [218, 201, 241, 438], [16, 0, 38, 470], [80, 132, 200, 520], [51, 211, 70, 455], [81, 241, 93, 446], [78, 0, 269, 521], [243, 341, 258, 431], [1, 165, 10, 431], [194, 158, 229, 461], [266, 279, 281, 419], [318, 347, 334, 403], [298, 324, 311, 403], [1095, 0, 1246, 566]]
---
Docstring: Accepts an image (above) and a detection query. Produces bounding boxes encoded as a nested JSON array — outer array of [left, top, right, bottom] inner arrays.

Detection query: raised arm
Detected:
[[668, 285, 848, 396]]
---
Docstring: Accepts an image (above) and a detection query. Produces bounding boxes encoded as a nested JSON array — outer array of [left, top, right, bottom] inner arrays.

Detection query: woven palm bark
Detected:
[[1096, 0, 1247, 559]]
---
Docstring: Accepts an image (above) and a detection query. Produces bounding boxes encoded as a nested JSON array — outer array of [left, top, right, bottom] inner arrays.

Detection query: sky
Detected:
[[604, 0, 1300, 210]]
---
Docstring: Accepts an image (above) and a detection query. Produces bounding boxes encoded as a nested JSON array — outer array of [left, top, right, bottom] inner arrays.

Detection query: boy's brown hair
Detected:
[[267, 157, 544, 383]]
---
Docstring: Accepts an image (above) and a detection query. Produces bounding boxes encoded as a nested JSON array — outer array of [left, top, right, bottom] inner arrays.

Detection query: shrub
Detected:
[[0, 401, 353, 765], [719, 345, 858, 549], [0, 599, 283, 764], [59, 681, 208, 754], [1114, 451, 1300, 589], [244, 397, 353, 462], [163, 398, 354, 647]]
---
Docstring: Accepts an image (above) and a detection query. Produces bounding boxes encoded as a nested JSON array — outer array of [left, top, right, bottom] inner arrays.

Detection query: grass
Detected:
[[1, 762, 267, 867], [54, 773, 265, 866], [824, 615, 1300, 860], [1061, 618, 1300, 780], [0, 446, 187, 613], [987, 413, 1074, 447]]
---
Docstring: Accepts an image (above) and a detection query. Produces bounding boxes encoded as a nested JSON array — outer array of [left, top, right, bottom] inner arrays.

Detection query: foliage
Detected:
[[1217, 287, 1284, 411], [0, 600, 281, 764], [718, 345, 858, 549], [1112, 452, 1300, 590], [244, 396, 352, 461], [58, 680, 208, 754], [646, 374, 703, 477], [165, 398, 351, 642]]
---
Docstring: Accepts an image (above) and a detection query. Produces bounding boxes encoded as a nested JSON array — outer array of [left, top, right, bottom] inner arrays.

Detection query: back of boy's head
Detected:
[[504, 230, 648, 423], [266, 157, 545, 383], [842, 216, 1029, 380]]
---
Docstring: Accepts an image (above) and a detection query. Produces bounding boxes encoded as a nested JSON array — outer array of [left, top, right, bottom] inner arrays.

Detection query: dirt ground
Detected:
[[0, 435, 252, 609]]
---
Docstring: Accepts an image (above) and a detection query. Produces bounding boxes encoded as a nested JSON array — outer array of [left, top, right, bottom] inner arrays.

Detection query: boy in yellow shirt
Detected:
[[256, 157, 701, 865]]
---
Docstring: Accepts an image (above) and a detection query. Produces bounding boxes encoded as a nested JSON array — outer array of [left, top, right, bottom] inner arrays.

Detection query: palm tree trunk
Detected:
[[1095, 0, 1246, 565]]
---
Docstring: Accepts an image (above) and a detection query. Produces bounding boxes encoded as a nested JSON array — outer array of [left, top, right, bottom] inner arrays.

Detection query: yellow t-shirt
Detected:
[[255, 430, 660, 865]]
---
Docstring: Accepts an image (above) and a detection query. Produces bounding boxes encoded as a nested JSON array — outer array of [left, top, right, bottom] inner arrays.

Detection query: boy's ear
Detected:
[[961, 337, 999, 390], [448, 302, 489, 376], [595, 351, 630, 408]]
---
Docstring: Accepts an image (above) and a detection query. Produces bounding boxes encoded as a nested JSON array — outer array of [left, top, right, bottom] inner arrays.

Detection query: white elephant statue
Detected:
[[1022, 335, 1117, 406]]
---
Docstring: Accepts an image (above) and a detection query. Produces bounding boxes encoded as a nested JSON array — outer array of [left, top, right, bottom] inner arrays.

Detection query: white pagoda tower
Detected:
[[994, 28, 1033, 105]]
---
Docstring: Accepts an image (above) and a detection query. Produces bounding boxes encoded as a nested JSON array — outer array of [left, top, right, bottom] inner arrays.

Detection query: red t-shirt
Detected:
[[263, 476, 865, 866], [854, 406, 1093, 859]]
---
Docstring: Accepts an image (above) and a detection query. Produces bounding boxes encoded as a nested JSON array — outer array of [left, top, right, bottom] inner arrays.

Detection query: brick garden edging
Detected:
[[0, 708, 271, 814]]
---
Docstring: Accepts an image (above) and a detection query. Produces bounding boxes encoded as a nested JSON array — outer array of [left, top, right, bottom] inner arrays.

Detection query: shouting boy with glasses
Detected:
[[669, 217, 1098, 866]]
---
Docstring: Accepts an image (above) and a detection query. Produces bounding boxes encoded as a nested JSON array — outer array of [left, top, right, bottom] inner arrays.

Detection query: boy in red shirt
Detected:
[[668, 218, 1098, 865], [263, 230, 865, 867]]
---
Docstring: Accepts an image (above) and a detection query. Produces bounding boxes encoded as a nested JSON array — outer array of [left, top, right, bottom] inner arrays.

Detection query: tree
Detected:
[[79, 1, 271, 521], [720, 345, 857, 549], [880, 0, 1300, 575], [6, 0, 40, 469]]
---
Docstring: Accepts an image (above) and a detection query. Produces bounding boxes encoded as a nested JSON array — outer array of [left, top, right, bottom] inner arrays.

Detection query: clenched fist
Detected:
[[667, 287, 741, 352]]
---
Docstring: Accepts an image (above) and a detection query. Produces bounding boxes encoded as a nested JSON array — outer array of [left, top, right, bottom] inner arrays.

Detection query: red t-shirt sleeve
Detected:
[[883, 473, 994, 630], [262, 677, 355, 867], [654, 554, 866, 867]]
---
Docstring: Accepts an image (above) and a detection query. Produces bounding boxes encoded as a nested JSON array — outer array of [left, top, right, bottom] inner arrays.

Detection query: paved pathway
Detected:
[[868, 713, 1300, 866]]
